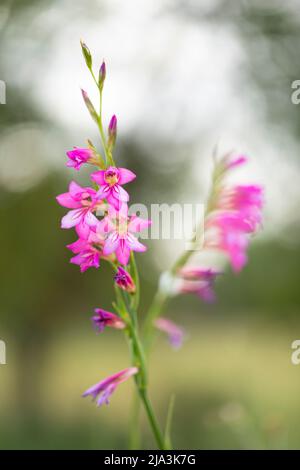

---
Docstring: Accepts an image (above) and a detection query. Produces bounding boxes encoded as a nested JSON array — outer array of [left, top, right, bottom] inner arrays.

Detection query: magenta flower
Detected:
[[66, 229, 105, 272], [69, 243, 101, 272], [114, 266, 136, 293], [224, 185, 263, 229], [82, 367, 138, 407], [92, 308, 125, 332], [66, 147, 93, 170], [91, 166, 136, 210], [179, 267, 222, 302], [56, 181, 101, 238], [205, 214, 251, 272], [99, 213, 151, 265], [155, 317, 185, 349], [206, 181, 263, 272]]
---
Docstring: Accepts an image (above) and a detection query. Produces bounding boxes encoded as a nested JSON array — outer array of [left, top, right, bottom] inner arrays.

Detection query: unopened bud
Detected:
[[99, 61, 106, 90], [108, 114, 117, 150], [80, 39, 92, 69], [81, 89, 98, 123], [114, 267, 135, 294]]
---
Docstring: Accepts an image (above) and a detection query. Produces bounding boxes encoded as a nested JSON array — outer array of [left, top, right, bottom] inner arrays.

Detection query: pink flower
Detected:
[[206, 174, 263, 273], [99, 213, 151, 265], [179, 267, 221, 302], [205, 213, 252, 272], [56, 181, 101, 238], [92, 308, 125, 332], [82, 367, 138, 407], [155, 317, 185, 349], [230, 185, 263, 210], [66, 229, 105, 272], [91, 166, 136, 210], [114, 267, 136, 293], [66, 147, 93, 170], [69, 242, 101, 272], [217, 185, 264, 230]]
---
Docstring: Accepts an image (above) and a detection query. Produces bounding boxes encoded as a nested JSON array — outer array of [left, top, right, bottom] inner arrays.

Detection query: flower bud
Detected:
[[114, 267, 135, 294], [80, 39, 92, 69], [81, 89, 98, 123], [92, 308, 125, 332], [99, 61, 106, 90], [108, 114, 117, 150]]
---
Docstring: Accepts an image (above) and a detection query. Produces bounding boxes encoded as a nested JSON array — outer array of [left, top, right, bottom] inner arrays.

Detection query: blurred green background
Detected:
[[1, 0, 300, 449]]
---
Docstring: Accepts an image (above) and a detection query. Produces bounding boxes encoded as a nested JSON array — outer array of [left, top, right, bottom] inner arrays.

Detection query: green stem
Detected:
[[139, 389, 166, 450], [119, 289, 165, 449], [89, 68, 113, 166], [129, 389, 141, 450]]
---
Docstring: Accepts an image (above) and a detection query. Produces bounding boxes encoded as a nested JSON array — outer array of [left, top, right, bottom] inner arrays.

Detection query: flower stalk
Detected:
[[57, 41, 264, 450]]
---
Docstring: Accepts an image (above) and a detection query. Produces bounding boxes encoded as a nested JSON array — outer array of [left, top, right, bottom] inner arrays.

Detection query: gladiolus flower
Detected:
[[92, 308, 125, 332], [99, 213, 151, 265], [220, 185, 264, 229], [82, 367, 138, 407], [56, 181, 101, 238], [69, 242, 101, 272], [92, 308, 126, 333], [155, 317, 185, 349], [66, 147, 93, 170], [66, 229, 105, 272], [91, 166, 136, 211], [206, 184, 263, 272], [179, 267, 221, 302], [114, 267, 136, 293]]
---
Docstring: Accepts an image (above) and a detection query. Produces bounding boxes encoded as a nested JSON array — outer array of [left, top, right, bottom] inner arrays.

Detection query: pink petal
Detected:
[[97, 217, 115, 236], [116, 240, 131, 265], [76, 220, 92, 239], [106, 193, 122, 210], [56, 193, 81, 209], [61, 208, 84, 229], [103, 232, 120, 255], [112, 185, 129, 202], [91, 170, 106, 185], [84, 210, 99, 229], [128, 216, 152, 233], [126, 233, 147, 252], [96, 185, 111, 200], [69, 181, 84, 197], [67, 238, 89, 253], [118, 168, 136, 184]]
